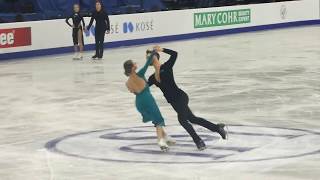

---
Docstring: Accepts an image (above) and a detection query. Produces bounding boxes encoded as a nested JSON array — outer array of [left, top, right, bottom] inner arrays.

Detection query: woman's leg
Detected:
[[78, 29, 84, 59], [73, 29, 79, 58], [161, 128, 176, 145], [156, 126, 169, 151], [73, 45, 78, 53], [156, 126, 165, 141]]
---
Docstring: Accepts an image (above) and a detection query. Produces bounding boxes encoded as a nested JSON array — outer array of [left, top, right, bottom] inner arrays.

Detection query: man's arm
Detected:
[[148, 75, 155, 87], [105, 12, 110, 31], [162, 48, 178, 69]]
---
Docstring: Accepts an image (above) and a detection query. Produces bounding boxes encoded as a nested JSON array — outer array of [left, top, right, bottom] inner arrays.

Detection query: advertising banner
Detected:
[[0, 0, 319, 58], [194, 9, 251, 28], [0, 27, 31, 48]]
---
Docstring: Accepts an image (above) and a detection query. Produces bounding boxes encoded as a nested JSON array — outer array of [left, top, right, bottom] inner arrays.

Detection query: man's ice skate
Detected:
[[196, 139, 206, 151], [158, 138, 169, 152], [92, 54, 98, 59], [165, 135, 176, 146], [217, 123, 228, 140]]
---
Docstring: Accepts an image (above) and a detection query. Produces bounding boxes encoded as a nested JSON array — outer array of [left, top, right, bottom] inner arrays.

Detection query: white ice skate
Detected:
[[78, 55, 83, 60], [165, 135, 176, 146], [73, 53, 80, 60], [158, 138, 169, 152]]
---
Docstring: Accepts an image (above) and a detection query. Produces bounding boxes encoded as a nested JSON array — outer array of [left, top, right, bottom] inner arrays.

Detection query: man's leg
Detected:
[[188, 110, 220, 132], [177, 113, 202, 144], [187, 106, 227, 139], [99, 31, 106, 58], [171, 95, 202, 146], [98, 31, 103, 58], [94, 31, 99, 58], [183, 92, 227, 139]]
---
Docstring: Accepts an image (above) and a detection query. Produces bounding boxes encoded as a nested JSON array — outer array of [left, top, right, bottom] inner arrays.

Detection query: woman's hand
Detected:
[[153, 45, 163, 52]]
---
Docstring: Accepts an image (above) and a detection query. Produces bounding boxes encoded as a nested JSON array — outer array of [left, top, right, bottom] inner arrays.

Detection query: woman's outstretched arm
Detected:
[[137, 53, 155, 77]]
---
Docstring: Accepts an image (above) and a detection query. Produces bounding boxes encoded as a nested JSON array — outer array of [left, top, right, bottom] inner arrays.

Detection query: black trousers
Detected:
[[95, 29, 106, 58], [170, 91, 220, 144]]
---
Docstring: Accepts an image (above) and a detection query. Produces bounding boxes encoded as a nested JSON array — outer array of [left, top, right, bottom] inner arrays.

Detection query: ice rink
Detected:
[[1, 26, 320, 180]]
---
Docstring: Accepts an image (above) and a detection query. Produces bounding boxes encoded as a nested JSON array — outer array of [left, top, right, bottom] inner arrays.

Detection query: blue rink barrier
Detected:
[[0, 19, 319, 61]]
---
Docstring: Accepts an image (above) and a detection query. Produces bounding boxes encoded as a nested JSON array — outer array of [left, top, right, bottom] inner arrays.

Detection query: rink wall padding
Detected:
[[0, 0, 319, 61]]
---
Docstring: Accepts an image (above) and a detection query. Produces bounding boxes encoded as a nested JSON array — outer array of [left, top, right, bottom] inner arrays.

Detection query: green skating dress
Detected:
[[135, 55, 165, 127]]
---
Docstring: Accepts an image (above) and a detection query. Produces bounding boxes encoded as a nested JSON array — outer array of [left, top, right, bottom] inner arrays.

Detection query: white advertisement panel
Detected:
[[0, 0, 319, 56]]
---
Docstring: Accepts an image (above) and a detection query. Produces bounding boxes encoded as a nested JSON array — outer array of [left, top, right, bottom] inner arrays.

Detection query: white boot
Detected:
[[79, 53, 83, 60], [165, 135, 176, 146], [73, 53, 79, 60], [158, 138, 169, 152]]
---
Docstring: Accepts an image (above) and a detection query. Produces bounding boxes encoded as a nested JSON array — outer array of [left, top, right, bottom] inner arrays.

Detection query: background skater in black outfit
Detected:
[[86, 1, 110, 60], [66, 4, 85, 60], [148, 46, 227, 150]]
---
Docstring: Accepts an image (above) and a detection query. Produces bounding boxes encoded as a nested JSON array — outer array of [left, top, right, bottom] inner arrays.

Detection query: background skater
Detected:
[[86, 1, 110, 60]]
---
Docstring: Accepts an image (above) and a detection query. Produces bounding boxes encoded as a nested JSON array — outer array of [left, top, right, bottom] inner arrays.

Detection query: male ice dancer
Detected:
[[147, 46, 227, 150], [86, 1, 110, 60]]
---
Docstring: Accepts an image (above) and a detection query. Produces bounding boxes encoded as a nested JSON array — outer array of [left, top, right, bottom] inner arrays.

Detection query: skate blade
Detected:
[[73, 57, 81, 60], [160, 146, 169, 152], [198, 146, 207, 151], [166, 140, 176, 146], [225, 125, 229, 140]]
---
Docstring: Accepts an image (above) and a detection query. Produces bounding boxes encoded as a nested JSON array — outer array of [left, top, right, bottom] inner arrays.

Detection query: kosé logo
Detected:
[[123, 22, 134, 33], [123, 20, 154, 34]]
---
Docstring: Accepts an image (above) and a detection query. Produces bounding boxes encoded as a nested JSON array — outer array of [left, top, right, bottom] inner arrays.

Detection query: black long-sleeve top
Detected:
[[65, 13, 85, 28], [148, 48, 182, 103], [87, 10, 110, 31]]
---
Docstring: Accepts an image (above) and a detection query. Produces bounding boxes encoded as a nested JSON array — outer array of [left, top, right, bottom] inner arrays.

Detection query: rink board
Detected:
[[0, 0, 319, 60]]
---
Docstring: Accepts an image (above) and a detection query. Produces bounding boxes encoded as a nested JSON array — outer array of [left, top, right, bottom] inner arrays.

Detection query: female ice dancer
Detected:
[[86, 1, 110, 60], [123, 51, 174, 152], [147, 46, 227, 150], [66, 4, 85, 60]]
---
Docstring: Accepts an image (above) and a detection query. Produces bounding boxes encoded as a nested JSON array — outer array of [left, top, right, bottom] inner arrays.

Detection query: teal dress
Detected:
[[135, 56, 165, 127]]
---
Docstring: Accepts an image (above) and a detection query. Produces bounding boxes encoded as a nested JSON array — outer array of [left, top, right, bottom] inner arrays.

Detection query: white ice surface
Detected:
[[0, 26, 320, 180]]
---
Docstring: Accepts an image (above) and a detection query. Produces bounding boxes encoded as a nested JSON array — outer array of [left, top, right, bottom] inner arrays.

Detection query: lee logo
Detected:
[[0, 32, 14, 46], [0, 27, 32, 48]]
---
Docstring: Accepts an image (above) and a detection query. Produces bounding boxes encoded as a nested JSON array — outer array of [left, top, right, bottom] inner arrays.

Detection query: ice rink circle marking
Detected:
[[45, 124, 320, 164]]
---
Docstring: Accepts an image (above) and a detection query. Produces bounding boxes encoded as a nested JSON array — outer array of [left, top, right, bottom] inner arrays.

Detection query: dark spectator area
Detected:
[[0, 0, 296, 23]]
